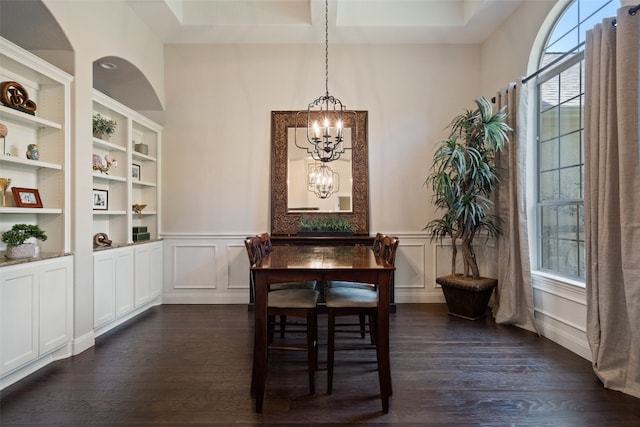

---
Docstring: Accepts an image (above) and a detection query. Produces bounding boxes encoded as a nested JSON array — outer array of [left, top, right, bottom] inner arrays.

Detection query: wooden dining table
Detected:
[[250, 245, 395, 413]]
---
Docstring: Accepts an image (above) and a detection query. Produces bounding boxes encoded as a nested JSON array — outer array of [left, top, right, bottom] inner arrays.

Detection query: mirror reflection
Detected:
[[287, 127, 352, 212]]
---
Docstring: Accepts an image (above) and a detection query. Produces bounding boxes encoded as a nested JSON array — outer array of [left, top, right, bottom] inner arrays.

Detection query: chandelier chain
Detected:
[[324, 0, 329, 97]]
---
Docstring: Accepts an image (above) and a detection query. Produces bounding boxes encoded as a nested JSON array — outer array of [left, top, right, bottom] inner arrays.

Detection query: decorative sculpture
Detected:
[[0, 81, 37, 115], [93, 232, 112, 248], [132, 204, 147, 219]]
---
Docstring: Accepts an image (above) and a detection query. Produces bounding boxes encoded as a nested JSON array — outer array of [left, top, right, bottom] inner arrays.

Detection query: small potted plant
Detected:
[[2, 223, 47, 259], [298, 216, 353, 236], [92, 113, 117, 139]]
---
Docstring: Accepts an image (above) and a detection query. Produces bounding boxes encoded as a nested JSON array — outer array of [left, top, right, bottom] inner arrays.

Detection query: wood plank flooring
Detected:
[[1, 304, 639, 426]]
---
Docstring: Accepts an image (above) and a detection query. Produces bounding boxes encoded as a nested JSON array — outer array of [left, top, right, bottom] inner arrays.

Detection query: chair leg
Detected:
[[280, 315, 287, 338], [251, 332, 257, 397], [306, 309, 316, 395], [327, 309, 336, 394], [369, 314, 376, 345], [359, 314, 366, 339], [267, 315, 275, 344]]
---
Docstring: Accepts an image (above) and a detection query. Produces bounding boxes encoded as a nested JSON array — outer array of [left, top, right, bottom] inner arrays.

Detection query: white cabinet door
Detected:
[[39, 257, 73, 354], [94, 252, 116, 328], [114, 249, 134, 317], [94, 247, 134, 328], [0, 266, 38, 375], [1, 257, 73, 376], [134, 245, 151, 308]]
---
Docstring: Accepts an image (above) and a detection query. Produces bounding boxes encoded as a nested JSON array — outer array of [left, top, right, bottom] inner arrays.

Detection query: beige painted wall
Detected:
[[162, 43, 481, 235]]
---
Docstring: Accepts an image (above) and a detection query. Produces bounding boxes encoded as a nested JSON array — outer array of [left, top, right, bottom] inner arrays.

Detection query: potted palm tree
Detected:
[[424, 97, 511, 319]]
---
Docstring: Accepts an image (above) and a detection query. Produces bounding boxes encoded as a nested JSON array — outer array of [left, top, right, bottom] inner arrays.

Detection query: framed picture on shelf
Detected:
[[93, 189, 108, 210], [132, 163, 141, 181], [11, 187, 43, 208]]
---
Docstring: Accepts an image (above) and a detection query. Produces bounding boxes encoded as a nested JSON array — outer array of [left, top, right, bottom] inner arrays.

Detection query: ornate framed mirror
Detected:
[[270, 110, 369, 235]]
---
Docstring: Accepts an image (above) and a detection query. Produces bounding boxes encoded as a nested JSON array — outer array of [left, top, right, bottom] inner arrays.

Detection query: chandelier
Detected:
[[295, 0, 356, 163], [308, 163, 340, 199]]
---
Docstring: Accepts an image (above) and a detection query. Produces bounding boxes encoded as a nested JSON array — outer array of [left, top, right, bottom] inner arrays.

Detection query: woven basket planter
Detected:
[[436, 274, 497, 320]]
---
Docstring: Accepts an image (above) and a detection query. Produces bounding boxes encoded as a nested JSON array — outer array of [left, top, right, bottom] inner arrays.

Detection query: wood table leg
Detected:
[[253, 273, 268, 413], [376, 271, 392, 413]]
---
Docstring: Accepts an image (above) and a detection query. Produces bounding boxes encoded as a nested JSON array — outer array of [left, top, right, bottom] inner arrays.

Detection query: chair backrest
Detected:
[[244, 236, 265, 266], [256, 232, 273, 256], [380, 236, 399, 265], [372, 233, 385, 256]]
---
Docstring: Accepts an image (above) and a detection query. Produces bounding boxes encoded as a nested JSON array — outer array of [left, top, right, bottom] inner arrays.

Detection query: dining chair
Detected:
[[245, 236, 320, 396], [327, 232, 386, 339], [324, 235, 399, 394], [254, 232, 317, 337]]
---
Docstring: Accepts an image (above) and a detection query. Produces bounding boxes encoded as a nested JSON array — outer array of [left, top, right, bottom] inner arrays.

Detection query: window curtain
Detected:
[[584, 6, 640, 399], [492, 82, 538, 334]]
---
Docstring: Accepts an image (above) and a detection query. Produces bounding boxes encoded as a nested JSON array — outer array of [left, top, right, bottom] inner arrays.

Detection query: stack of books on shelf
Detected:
[[132, 226, 150, 242]]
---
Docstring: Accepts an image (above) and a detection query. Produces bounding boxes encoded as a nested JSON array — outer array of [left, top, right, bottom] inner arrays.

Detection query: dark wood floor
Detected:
[[1, 304, 639, 426]]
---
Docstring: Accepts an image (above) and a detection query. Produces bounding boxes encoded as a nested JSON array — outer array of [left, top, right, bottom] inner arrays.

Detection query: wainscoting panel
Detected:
[[227, 243, 250, 291], [162, 236, 250, 304], [395, 242, 425, 289], [395, 239, 444, 303], [172, 243, 217, 289]]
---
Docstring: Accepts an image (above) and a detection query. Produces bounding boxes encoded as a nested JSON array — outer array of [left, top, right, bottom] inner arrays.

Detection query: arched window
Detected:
[[533, 0, 618, 281]]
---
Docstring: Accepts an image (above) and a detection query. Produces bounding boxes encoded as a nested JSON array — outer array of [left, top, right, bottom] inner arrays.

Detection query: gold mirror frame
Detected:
[[270, 110, 369, 235]]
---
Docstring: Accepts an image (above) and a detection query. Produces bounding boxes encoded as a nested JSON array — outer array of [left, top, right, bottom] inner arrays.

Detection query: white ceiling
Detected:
[[127, 0, 526, 45]]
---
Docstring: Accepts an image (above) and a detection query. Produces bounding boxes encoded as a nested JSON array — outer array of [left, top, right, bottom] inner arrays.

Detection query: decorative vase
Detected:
[[5, 242, 36, 259], [26, 143, 39, 160]]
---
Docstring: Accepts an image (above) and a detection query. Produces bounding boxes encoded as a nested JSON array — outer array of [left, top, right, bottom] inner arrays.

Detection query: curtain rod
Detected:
[[522, 42, 584, 84], [612, 3, 639, 26]]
